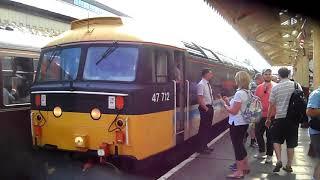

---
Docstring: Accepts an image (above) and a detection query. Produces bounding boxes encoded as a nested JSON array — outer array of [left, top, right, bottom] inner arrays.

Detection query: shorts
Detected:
[[311, 134, 320, 158], [270, 118, 299, 148]]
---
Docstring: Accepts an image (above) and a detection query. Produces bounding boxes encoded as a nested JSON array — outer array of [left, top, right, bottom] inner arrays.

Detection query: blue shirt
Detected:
[[307, 88, 320, 135]]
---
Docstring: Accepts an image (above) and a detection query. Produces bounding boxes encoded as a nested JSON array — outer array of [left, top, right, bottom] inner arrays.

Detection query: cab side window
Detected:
[[154, 51, 168, 83], [1, 56, 35, 106]]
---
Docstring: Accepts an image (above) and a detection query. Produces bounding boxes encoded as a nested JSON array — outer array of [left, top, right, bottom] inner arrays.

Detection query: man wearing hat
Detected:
[[254, 68, 277, 163]]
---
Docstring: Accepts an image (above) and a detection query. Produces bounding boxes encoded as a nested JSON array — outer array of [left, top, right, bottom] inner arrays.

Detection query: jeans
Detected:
[[255, 117, 273, 156]]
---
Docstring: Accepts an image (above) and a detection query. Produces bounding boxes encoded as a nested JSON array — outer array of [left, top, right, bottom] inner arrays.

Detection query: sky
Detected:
[[96, 0, 271, 71]]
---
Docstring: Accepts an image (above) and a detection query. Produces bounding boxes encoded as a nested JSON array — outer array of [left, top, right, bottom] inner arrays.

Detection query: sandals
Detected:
[[283, 165, 293, 173], [273, 161, 283, 172]]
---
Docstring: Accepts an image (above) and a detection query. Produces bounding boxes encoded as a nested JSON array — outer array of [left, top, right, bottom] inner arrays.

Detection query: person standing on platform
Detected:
[[266, 67, 301, 173], [254, 68, 276, 163], [306, 87, 320, 180], [197, 69, 214, 154], [271, 75, 280, 83], [250, 73, 263, 94], [248, 73, 263, 147], [223, 71, 251, 178]]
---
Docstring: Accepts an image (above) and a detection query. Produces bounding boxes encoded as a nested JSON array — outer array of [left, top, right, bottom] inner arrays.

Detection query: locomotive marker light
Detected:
[[90, 108, 101, 120], [35, 95, 41, 107], [53, 106, 62, 117], [116, 96, 124, 110]]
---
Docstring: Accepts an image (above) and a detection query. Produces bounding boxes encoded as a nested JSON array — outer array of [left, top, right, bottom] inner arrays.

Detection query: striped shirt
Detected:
[[269, 79, 302, 119]]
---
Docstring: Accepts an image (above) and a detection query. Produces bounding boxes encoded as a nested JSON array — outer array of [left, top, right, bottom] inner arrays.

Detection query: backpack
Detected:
[[241, 90, 263, 124], [286, 82, 307, 124]]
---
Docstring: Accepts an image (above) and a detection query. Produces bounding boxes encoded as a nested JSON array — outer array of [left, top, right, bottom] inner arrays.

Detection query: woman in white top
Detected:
[[223, 71, 251, 178]]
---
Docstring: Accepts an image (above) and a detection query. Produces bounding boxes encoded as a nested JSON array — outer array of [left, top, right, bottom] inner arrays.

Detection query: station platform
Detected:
[[162, 128, 318, 180]]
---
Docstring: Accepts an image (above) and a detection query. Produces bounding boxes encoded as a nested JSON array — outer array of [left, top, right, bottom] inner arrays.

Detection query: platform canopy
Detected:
[[204, 0, 313, 66]]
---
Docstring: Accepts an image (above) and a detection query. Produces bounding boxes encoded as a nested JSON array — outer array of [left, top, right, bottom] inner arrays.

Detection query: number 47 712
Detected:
[[152, 92, 170, 102]]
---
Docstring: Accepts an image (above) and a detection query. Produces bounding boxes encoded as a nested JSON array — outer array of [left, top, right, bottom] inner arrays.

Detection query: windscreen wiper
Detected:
[[45, 45, 62, 72], [96, 41, 119, 65]]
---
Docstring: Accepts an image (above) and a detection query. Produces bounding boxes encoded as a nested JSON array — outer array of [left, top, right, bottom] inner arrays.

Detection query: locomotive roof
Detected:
[[45, 17, 185, 49], [44, 17, 255, 72]]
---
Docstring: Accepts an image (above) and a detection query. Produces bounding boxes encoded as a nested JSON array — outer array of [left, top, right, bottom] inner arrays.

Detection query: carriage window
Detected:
[[84, 47, 138, 82], [37, 48, 81, 82], [1, 56, 35, 106], [33, 59, 39, 72], [33, 59, 39, 81], [155, 52, 168, 83]]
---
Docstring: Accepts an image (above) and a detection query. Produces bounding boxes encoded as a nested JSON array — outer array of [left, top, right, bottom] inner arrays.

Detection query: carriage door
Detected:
[[173, 51, 187, 144]]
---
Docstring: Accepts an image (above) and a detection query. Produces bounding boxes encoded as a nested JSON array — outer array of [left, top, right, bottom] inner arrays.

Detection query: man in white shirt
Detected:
[[197, 69, 214, 154]]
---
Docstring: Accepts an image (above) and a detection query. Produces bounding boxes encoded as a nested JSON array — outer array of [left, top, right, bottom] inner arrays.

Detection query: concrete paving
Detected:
[[168, 128, 318, 180]]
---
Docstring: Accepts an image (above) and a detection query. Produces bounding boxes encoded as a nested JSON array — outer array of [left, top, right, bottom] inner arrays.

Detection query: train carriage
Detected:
[[30, 17, 254, 166], [0, 29, 45, 162]]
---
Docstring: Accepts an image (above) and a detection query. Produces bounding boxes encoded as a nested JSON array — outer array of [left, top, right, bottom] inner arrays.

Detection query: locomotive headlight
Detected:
[[74, 136, 85, 147], [53, 106, 62, 117], [74, 135, 88, 148], [91, 108, 101, 120]]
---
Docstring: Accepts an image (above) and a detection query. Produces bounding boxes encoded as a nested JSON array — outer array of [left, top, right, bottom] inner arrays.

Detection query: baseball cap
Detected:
[[254, 73, 262, 80], [262, 68, 272, 74]]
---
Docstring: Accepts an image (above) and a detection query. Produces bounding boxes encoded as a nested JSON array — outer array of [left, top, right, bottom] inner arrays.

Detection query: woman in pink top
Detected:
[[254, 69, 276, 163]]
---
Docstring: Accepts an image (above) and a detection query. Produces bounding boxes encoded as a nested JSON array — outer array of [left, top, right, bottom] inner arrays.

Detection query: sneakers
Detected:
[[198, 147, 214, 154], [265, 156, 272, 163], [229, 163, 237, 171], [254, 152, 266, 159], [273, 161, 283, 172], [206, 147, 214, 152]]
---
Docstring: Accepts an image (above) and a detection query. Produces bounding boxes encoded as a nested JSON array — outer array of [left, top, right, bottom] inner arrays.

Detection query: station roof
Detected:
[[6, 0, 127, 20], [0, 29, 49, 52], [204, 0, 313, 66]]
